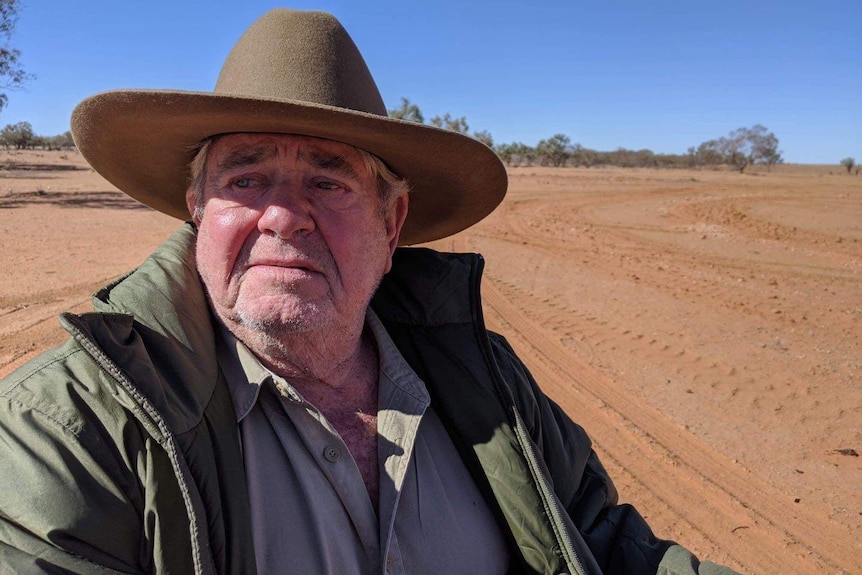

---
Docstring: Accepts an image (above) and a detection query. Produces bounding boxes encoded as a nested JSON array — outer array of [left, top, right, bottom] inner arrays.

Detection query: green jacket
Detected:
[[0, 225, 736, 575]]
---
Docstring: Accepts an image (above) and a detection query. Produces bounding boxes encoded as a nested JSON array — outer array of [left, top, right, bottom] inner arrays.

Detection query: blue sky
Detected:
[[3, 0, 860, 164]]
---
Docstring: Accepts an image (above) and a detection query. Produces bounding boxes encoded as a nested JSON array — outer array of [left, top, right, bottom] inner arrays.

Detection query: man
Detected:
[[0, 9, 738, 575]]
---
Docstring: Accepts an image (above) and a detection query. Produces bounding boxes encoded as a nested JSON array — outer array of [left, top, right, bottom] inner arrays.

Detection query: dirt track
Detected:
[[1, 151, 860, 573]]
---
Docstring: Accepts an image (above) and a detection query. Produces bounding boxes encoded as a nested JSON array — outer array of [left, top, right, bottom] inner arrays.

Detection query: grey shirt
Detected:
[[217, 309, 511, 575]]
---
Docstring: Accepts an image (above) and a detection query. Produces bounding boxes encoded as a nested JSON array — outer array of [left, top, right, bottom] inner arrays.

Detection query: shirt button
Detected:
[[323, 446, 341, 462]]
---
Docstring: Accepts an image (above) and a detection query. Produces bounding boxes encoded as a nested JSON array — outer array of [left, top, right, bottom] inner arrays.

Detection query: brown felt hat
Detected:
[[70, 8, 506, 245]]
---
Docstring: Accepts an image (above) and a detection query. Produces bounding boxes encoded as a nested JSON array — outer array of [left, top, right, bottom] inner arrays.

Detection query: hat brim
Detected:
[[71, 90, 507, 246]]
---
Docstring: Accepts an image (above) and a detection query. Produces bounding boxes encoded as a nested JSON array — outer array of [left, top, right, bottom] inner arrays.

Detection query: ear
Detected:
[[383, 193, 409, 274], [185, 188, 201, 225]]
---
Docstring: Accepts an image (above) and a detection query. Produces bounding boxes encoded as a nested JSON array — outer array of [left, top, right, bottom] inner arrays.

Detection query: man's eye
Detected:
[[228, 176, 266, 191], [316, 180, 342, 191]]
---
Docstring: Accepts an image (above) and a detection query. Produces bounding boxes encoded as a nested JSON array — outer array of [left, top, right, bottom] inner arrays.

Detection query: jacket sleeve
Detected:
[[0, 343, 150, 574], [489, 333, 740, 575]]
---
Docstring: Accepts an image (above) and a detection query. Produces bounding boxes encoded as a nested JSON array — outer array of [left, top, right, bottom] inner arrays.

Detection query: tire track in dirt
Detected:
[[446, 233, 858, 575], [487, 274, 743, 397], [676, 196, 861, 252], [0, 282, 105, 378], [480, 298, 750, 571], [481, 275, 856, 574], [474, 188, 860, 510]]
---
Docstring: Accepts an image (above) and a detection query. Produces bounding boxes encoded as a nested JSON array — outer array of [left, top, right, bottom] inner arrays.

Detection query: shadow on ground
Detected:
[[0, 163, 89, 172], [0, 190, 148, 210]]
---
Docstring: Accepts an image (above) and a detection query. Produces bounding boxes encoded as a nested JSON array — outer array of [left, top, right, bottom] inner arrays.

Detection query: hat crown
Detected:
[[215, 9, 386, 116]]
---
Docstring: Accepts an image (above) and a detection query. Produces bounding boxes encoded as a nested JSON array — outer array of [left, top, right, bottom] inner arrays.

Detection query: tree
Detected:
[[0, 0, 33, 113], [472, 129, 493, 148], [429, 113, 469, 134], [536, 133, 572, 167], [494, 142, 535, 167], [762, 149, 784, 171], [45, 130, 75, 150], [691, 140, 725, 167], [0, 120, 33, 148], [717, 125, 782, 173], [388, 97, 424, 124], [747, 125, 782, 170], [570, 143, 597, 167], [840, 157, 855, 175]]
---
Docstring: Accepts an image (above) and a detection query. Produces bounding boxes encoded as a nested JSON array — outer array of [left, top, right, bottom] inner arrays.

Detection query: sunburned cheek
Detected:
[[209, 206, 251, 229], [197, 215, 255, 296], [201, 207, 255, 255]]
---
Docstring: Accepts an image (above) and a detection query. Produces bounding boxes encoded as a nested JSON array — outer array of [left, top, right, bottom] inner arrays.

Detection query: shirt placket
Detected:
[[376, 376, 429, 575], [266, 377, 381, 563]]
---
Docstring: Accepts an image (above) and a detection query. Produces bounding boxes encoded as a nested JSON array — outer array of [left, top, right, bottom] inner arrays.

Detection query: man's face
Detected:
[[187, 133, 408, 338]]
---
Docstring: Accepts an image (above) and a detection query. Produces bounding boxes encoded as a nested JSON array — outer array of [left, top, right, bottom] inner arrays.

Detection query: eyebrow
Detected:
[[215, 145, 278, 174], [300, 149, 362, 181], [211, 142, 364, 182]]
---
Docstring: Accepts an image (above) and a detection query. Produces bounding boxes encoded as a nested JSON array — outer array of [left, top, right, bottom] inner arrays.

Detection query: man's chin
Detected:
[[234, 302, 329, 335]]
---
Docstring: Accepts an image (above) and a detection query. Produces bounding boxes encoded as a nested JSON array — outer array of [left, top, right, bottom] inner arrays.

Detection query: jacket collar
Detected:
[[87, 223, 218, 434], [372, 247, 482, 327]]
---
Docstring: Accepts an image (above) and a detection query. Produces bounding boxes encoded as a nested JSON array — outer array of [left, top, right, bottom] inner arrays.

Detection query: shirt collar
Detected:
[[365, 308, 429, 406], [216, 308, 429, 423], [216, 325, 270, 422]]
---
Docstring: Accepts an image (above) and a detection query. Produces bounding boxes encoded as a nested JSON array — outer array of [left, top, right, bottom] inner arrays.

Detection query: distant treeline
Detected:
[[4, 110, 855, 175], [0, 121, 74, 151], [0, 116, 778, 173], [390, 98, 785, 173], [495, 128, 781, 173]]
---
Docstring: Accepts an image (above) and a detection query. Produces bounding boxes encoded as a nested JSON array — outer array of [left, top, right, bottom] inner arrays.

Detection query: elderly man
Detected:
[[0, 9, 738, 575]]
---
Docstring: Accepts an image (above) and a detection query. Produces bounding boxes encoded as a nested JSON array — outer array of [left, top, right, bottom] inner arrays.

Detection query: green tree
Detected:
[[0, 0, 32, 113], [45, 130, 75, 150], [388, 97, 424, 124], [0, 120, 33, 148], [716, 125, 782, 172], [569, 143, 596, 167], [429, 113, 469, 134], [840, 157, 855, 175], [692, 140, 724, 167], [510, 142, 535, 166], [536, 133, 572, 167], [495, 142, 535, 166]]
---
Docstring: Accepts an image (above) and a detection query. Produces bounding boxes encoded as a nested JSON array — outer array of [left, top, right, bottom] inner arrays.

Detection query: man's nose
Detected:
[[257, 186, 316, 239]]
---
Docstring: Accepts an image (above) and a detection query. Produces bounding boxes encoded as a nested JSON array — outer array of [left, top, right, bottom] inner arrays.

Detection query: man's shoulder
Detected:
[[0, 312, 142, 436], [2, 329, 82, 389], [0, 316, 164, 575], [0, 321, 102, 436]]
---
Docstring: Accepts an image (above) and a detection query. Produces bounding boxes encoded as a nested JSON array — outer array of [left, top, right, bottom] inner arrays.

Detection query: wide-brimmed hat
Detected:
[[70, 8, 506, 245]]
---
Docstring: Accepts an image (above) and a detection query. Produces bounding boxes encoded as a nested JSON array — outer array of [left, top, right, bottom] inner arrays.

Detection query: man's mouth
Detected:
[[248, 258, 322, 275], [248, 258, 323, 282]]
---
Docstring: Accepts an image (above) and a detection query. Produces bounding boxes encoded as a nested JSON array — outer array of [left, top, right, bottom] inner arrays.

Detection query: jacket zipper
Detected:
[[511, 407, 587, 575], [467, 257, 588, 575]]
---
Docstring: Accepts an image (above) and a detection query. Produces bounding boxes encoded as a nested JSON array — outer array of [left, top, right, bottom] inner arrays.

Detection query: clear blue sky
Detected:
[[4, 0, 860, 164]]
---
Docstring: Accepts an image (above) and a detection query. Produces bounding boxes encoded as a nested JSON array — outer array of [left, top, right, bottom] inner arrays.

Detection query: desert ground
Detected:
[[0, 149, 859, 574]]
